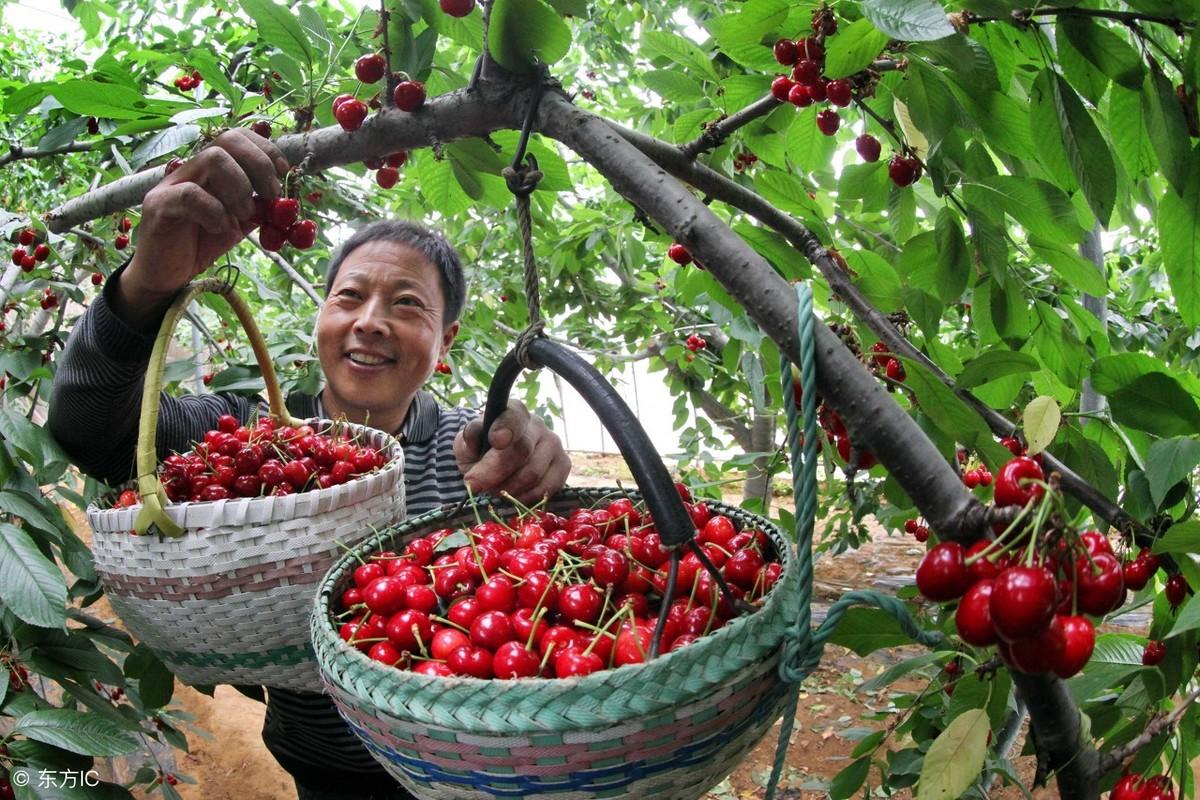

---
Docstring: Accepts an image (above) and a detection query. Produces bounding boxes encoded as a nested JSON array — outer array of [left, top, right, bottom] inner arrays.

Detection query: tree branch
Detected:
[[645, 340, 755, 450], [0, 141, 94, 168], [43, 85, 527, 233], [256, 244, 323, 306], [1010, 672, 1098, 800], [537, 90, 989, 542], [607, 120, 1147, 540], [1096, 684, 1200, 774]]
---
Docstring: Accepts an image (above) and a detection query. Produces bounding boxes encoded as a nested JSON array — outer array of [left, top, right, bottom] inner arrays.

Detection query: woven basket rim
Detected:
[[85, 418, 403, 533], [312, 487, 798, 731]]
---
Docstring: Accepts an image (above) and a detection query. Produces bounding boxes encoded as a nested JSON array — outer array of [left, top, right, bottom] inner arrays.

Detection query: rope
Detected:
[[763, 286, 941, 799], [502, 74, 548, 370]]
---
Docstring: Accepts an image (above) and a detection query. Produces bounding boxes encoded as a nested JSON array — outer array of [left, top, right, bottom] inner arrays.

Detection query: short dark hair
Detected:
[[324, 221, 466, 326]]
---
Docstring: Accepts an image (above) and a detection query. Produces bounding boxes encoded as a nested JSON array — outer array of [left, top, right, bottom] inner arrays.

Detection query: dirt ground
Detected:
[[71, 453, 1054, 799]]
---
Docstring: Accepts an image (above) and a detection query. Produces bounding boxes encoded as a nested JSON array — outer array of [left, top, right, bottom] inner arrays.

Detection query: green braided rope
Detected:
[[765, 287, 942, 800], [765, 285, 819, 800]]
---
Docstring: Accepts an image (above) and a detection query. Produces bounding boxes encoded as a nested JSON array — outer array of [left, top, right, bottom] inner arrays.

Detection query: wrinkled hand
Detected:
[[115, 128, 289, 329], [453, 400, 571, 504]]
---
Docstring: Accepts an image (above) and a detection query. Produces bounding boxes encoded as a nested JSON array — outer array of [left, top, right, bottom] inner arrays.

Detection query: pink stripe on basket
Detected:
[[96, 551, 330, 601]]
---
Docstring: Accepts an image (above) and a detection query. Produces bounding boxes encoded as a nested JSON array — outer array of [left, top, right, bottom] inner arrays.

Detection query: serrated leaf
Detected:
[[1029, 237, 1108, 295], [1106, 373, 1200, 438], [1168, 592, 1200, 639], [863, 0, 955, 41], [1159, 147, 1200, 327], [1058, 16, 1144, 90], [1048, 71, 1116, 226], [0, 523, 68, 629], [918, 709, 989, 800], [1143, 63, 1194, 197], [905, 361, 996, 457], [46, 80, 187, 120], [130, 124, 201, 169], [824, 18, 891, 79], [956, 350, 1038, 389], [1153, 521, 1200, 556], [829, 756, 871, 799], [1022, 396, 1060, 455], [845, 249, 902, 312], [1144, 439, 1200, 509], [641, 70, 704, 104], [640, 30, 719, 82], [14, 709, 139, 757], [238, 0, 315, 67], [489, 0, 571, 73], [934, 208, 969, 303], [964, 175, 1085, 245], [416, 155, 472, 217], [827, 607, 916, 655]]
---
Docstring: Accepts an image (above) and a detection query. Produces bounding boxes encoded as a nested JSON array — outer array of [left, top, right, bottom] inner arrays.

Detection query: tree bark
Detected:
[[742, 411, 775, 509]]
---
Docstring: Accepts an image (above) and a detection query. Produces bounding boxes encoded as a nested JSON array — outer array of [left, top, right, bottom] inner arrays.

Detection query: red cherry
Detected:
[[287, 219, 318, 249], [259, 224, 288, 252], [1073, 551, 1125, 616], [250, 120, 272, 139], [1123, 557, 1152, 591], [1166, 574, 1190, 609], [591, 548, 630, 588], [1142, 638, 1167, 666], [431, 628, 470, 661], [770, 75, 795, 102], [887, 154, 921, 187], [990, 565, 1057, 642], [1053, 615, 1095, 678], [667, 242, 692, 265], [386, 150, 409, 168], [269, 198, 300, 230], [114, 233, 129, 250], [993, 456, 1046, 508], [1078, 530, 1112, 556], [1004, 614, 1065, 675], [791, 58, 821, 85], [1138, 547, 1161, 575], [955, 579, 998, 646], [375, 167, 400, 189], [855, 134, 881, 163], [354, 53, 386, 84], [447, 644, 493, 678], [440, 0, 475, 16], [965, 540, 1003, 583], [613, 623, 654, 666], [787, 83, 813, 108], [18, 228, 35, 246], [362, 576, 407, 616], [476, 574, 517, 613], [915, 543, 970, 601], [825, 79, 852, 107], [558, 583, 603, 625], [334, 98, 369, 132], [885, 358, 906, 382], [90, 272, 103, 286], [393, 80, 426, 112], [773, 38, 798, 66], [797, 37, 824, 62], [553, 647, 603, 678], [433, 565, 474, 600], [492, 641, 540, 678], [386, 609, 433, 652]]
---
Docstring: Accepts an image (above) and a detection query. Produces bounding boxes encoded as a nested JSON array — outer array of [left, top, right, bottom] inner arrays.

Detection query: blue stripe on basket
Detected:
[[157, 643, 313, 669], [351, 678, 791, 797]]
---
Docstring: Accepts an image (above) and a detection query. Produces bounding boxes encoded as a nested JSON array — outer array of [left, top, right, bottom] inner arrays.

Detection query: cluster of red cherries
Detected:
[[173, 69, 203, 91], [332, 53, 426, 133], [433, 360, 452, 375], [364, 150, 410, 189], [333, 486, 783, 679], [685, 333, 707, 352], [1112, 772, 1176, 800], [10, 227, 50, 271], [915, 453, 1180, 680], [111, 415, 390, 510], [250, 196, 318, 252], [868, 342, 907, 384]]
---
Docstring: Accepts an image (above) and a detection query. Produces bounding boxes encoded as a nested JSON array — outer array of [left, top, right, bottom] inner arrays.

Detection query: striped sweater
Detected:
[[48, 277, 473, 793]]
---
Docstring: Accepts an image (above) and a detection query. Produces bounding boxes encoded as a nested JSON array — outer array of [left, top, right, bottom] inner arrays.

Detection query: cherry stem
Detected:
[[431, 614, 469, 634]]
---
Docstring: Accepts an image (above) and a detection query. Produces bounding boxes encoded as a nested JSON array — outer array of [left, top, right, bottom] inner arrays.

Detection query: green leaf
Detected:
[[734, 223, 810, 281], [1022, 395, 1060, 455], [1158, 148, 1200, 327], [829, 756, 871, 800], [416, 155, 472, 217], [827, 607, 916, 655], [918, 709, 989, 800], [0, 523, 68, 629], [965, 176, 1085, 245], [1109, 86, 1158, 180], [1143, 63, 1194, 197], [46, 80, 188, 120], [1028, 237, 1108, 295], [845, 249, 902, 312], [956, 350, 1038, 389], [1046, 71, 1116, 226], [1107, 373, 1200, 438], [905, 361, 997, 457], [900, 61, 959, 152], [129, 125, 201, 170], [0, 491, 68, 540], [934, 208, 969, 303], [238, 0, 315, 67], [640, 30, 719, 83], [862, 0, 955, 41], [641, 70, 705, 104], [14, 709, 139, 757], [824, 18, 891, 79], [1168, 591, 1200, 639], [1144, 439, 1200, 509], [1154, 521, 1200, 556], [1057, 16, 1144, 90], [488, 0, 571, 74]]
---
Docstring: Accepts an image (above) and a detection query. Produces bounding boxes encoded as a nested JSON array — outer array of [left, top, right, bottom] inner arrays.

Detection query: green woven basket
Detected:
[[312, 489, 797, 800], [311, 338, 800, 799]]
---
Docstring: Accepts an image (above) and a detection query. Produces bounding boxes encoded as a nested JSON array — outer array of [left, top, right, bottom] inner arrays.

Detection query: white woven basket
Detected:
[[88, 421, 404, 691]]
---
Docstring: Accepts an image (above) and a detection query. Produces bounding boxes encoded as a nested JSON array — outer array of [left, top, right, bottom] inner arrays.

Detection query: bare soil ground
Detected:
[[71, 453, 1052, 799]]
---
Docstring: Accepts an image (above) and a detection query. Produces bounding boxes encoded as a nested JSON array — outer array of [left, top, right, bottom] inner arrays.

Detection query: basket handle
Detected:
[[479, 338, 696, 547], [133, 278, 304, 537]]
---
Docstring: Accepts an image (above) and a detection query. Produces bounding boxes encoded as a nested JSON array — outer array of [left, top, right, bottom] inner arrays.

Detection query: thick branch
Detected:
[[44, 85, 527, 232], [1011, 672, 1098, 799], [610, 121, 1146, 539], [538, 90, 989, 541], [0, 141, 94, 168]]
